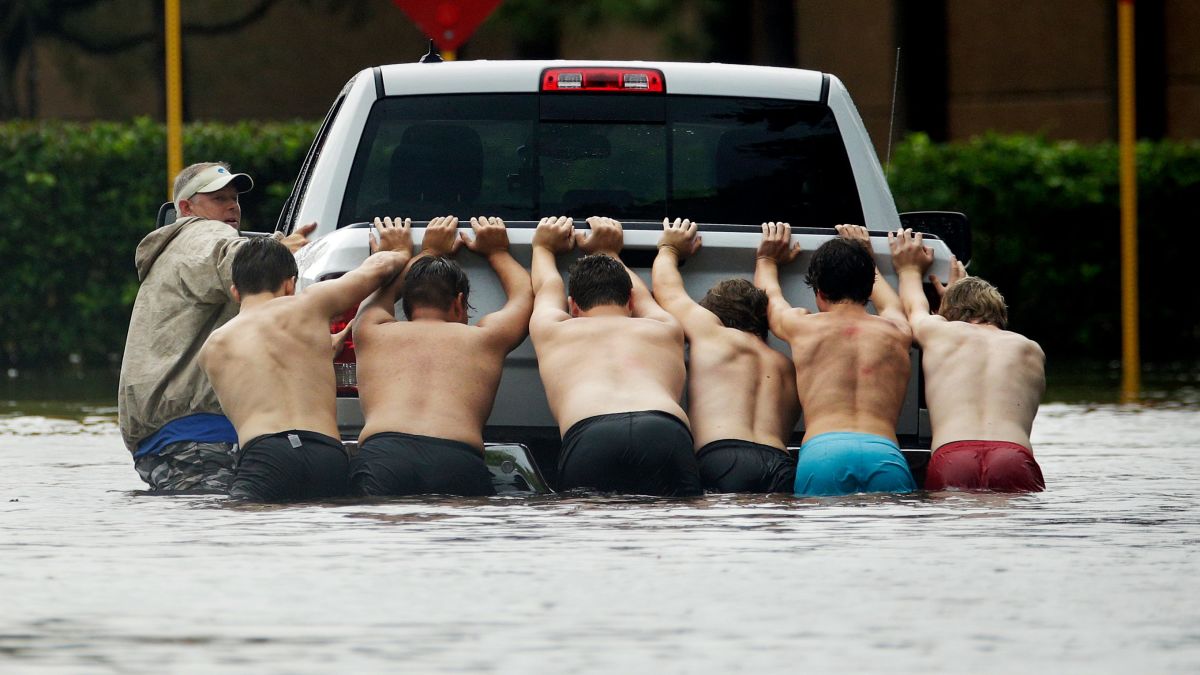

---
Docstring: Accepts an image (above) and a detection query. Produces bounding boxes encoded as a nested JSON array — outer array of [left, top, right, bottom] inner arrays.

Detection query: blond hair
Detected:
[[939, 276, 1008, 329]]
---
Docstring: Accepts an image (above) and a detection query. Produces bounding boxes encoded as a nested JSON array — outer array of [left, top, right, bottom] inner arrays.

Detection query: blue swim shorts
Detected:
[[793, 432, 916, 496]]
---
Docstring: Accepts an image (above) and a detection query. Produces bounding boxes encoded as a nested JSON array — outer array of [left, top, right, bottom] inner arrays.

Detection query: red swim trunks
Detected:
[[925, 440, 1045, 492]]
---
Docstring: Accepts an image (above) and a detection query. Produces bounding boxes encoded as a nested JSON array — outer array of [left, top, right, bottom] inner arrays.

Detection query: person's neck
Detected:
[[408, 306, 458, 323], [818, 299, 868, 315], [577, 304, 630, 318], [239, 291, 286, 311], [966, 319, 1002, 330]]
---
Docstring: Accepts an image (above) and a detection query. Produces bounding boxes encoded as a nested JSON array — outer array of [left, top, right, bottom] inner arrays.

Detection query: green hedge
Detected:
[[0, 118, 316, 367], [888, 133, 1200, 362], [1, 122, 1196, 366]]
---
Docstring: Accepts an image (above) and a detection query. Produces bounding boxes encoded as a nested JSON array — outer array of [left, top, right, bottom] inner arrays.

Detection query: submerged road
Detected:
[[0, 398, 1198, 672]]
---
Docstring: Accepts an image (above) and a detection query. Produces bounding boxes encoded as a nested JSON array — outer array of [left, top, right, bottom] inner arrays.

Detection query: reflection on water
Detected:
[[2, 378, 1199, 671]]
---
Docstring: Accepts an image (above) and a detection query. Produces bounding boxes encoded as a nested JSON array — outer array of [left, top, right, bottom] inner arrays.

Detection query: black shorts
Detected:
[[230, 430, 349, 502], [558, 411, 702, 497], [696, 439, 797, 493], [350, 432, 496, 497]]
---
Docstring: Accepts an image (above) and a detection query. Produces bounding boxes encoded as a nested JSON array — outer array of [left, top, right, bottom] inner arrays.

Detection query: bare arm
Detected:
[[653, 218, 722, 334], [755, 221, 805, 339], [464, 216, 533, 350], [888, 227, 935, 324], [837, 224, 908, 329], [297, 214, 410, 319], [354, 217, 414, 330], [355, 214, 465, 330], [530, 216, 575, 330], [578, 216, 674, 324], [888, 227, 967, 340], [304, 250, 410, 319]]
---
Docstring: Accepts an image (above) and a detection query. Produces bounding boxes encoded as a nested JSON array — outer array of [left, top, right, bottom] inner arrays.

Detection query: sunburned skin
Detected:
[[200, 219, 413, 446], [889, 228, 1045, 450], [352, 215, 533, 450], [652, 218, 799, 449], [529, 216, 689, 435], [755, 222, 912, 443]]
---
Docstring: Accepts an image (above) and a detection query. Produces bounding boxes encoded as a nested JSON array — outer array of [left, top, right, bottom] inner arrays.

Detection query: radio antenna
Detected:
[[885, 47, 901, 178]]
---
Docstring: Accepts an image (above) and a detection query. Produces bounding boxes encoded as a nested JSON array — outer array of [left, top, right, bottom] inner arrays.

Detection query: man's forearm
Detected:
[[530, 246, 563, 297], [896, 268, 931, 320], [754, 258, 782, 296], [652, 248, 685, 294], [489, 251, 533, 305], [869, 267, 903, 315], [756, 258, 794, 330]]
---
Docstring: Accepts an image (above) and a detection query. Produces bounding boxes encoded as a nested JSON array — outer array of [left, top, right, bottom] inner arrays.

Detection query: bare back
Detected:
[[783, 308, 912, 442], [533, 315, 689, 434], [354, 321, 510, 449], [201, 298, 340, 446], [915, 319, 1045, 450], [686, 328, 799, 449]]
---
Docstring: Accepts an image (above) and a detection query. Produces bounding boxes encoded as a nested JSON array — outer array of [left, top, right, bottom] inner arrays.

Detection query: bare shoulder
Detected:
[[779, 307, 814, 333], [909, 313, 953, 342], [529, 311, 567, 340], [871, 311, 911, 335], [689, 324, 754, 358], [640, 314, 686, 344], [1007, 330, 1046, 360]]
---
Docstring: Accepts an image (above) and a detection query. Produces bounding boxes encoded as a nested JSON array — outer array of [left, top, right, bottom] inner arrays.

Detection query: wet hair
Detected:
[[700, 278, 769, 340], [172, 161, 229, 203], [939, 276, 1008, 329], [402, 255, 471, 319], [568, 254, 632, 311], [804, 238, 874, 304], [231, 236, 297, 295]]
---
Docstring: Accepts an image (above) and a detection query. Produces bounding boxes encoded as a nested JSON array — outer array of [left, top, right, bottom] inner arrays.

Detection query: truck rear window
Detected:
[[339, 93, 863, 227]]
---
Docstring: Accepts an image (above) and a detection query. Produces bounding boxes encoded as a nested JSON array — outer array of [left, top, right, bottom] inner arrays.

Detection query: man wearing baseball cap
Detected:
[[118, 161, 316, 492]]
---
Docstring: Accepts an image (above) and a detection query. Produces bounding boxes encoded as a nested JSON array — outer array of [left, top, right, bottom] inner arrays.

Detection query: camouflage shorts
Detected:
[[134, 440, 241, 492]]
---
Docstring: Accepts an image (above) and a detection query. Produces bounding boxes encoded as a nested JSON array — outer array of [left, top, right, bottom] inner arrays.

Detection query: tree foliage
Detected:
[[889, 133, 1200, 362]]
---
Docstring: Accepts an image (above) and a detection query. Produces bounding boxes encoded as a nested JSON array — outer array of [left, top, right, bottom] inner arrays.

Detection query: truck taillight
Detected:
[[331, 306, 358, 395], [541, 68, 665, 93]]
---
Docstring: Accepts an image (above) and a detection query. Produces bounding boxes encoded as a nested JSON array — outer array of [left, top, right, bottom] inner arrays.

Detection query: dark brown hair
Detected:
[[231, 236, 296, 295], [402, 256, 471, 319], [700, 278, 769, 340], [804, 238, 874, 304], [568, 254, 632, 311]]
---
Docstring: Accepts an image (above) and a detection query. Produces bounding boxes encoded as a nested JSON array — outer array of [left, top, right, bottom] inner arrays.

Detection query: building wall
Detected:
[[946, 0, 1114, 141], [794, 0, 898, 160], [12, 0, 1198, 145], [1166, 0, 1200, 138]]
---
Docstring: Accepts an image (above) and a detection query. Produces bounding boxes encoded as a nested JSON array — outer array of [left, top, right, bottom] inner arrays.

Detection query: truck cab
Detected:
[[275, 60, 967, 484]]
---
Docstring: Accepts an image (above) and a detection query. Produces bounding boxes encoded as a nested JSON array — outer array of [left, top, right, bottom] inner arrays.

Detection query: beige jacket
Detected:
[[117, 217, 246, 453]]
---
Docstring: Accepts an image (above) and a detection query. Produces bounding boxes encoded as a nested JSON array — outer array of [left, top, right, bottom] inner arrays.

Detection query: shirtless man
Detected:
[[889, 228, 1046, 491], [199, 219, 412, 501], [350, 216, 533, 497], [652, 218, 800, 493], [755, 222, 917, 496], [530, 216, 702, 497]]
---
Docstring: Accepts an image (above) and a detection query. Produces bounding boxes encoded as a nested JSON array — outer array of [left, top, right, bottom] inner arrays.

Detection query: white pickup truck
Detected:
[[270, 59, 970, 490]]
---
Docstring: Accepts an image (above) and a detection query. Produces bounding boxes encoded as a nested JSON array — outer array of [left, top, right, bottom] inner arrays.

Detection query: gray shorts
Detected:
[[133, 440, 240, 492]]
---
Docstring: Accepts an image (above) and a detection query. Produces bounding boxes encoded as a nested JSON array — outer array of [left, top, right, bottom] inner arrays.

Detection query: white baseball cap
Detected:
[[173, 165, 254, 209]]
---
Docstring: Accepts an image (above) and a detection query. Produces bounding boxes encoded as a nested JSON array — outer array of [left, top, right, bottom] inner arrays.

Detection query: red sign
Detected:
[[392, 0, 503, 52]]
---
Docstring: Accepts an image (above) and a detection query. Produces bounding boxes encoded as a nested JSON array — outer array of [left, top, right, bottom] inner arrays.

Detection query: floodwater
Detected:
[[2, 375, 1199, 673]]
